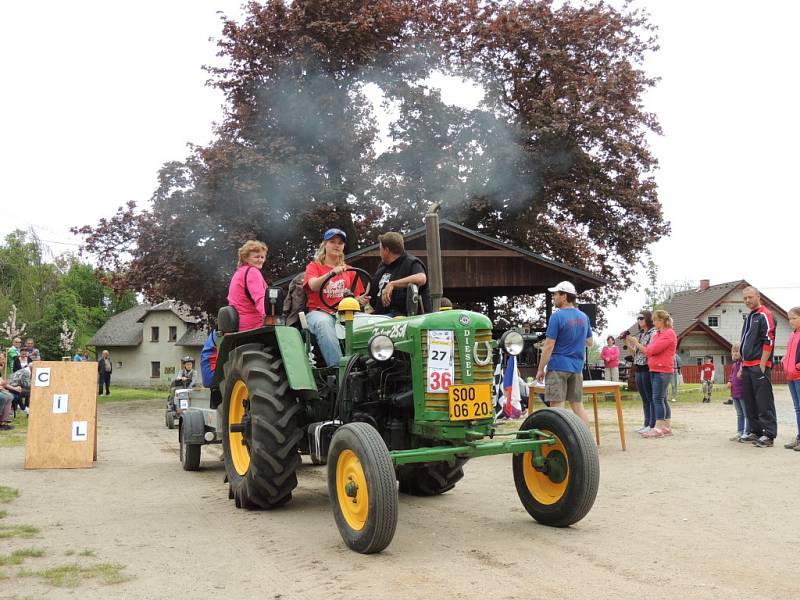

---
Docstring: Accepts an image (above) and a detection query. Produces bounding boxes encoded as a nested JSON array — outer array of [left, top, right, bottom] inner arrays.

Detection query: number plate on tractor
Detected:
[[448, 384, 492, 421]]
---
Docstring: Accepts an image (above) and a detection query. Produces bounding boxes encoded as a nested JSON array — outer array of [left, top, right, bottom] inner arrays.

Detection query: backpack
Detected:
[[200, 330, 218, 388], [282, 272, 307, 327]]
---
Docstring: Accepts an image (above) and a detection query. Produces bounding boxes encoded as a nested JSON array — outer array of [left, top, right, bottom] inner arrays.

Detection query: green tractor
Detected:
[[211, 270, 599, 553]]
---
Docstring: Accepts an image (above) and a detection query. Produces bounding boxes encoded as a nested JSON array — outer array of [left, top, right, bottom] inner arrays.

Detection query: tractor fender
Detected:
[[180, 409, 206, 445], [274, 326, 318, 394]]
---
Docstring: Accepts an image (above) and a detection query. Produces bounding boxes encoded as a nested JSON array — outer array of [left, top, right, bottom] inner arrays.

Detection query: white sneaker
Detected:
[[23, 407, 29, 415], [635, 426, 646, 433], [638, 426, 651, 435]]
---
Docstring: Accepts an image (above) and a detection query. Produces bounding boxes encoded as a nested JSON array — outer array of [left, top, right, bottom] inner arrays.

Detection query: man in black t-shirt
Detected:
[[371, 232, 431, 316]]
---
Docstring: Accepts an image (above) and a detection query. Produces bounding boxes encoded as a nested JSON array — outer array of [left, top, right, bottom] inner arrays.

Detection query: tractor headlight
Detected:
[[500, 331, 524, 356], [368, 334, 395, 362]]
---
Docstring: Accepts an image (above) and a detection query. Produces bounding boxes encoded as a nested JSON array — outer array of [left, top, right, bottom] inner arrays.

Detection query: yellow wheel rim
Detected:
[[229, 380, 250, 476], [336, 449, 369, 531], [522, 429, 570, 505]]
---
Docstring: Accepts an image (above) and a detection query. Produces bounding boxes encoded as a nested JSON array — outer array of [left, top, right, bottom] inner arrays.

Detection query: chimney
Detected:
[[699, 279, 710, 290]]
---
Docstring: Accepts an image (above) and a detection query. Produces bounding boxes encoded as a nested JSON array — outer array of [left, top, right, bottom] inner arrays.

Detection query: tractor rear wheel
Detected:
[[512, 408, 599, 527], [328, 423, 398, 554], [396, 457, 468, 496], [221, 343, 303, 509], [165, 409, 175, 429]]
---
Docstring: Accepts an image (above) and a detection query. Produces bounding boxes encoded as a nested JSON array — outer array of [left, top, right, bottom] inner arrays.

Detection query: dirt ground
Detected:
[[2, 388, 799, 600]]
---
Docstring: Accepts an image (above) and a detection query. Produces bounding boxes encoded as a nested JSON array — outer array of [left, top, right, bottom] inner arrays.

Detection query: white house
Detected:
[[663, 280, 789, 382], [88, 301, 208, 387]]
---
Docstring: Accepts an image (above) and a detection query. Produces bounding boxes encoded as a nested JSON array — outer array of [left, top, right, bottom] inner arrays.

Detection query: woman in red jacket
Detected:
[[628, 309, 677, 438]]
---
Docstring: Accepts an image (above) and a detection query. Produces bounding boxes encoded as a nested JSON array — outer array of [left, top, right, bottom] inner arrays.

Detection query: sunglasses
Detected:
[[637, 316, 645, 320]]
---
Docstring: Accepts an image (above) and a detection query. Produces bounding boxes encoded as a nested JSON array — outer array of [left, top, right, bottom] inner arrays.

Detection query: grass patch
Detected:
[[0, 548, 45, 566], [64, 549, 75, 556], [0, 415, 28, 448], [0, 486, 20, 503], [0, 524, 39, 539], [97, 386, 166, 404], [78, 549, 96, 557], [0, 510, 7, 519], [18, 562, 130, 588]]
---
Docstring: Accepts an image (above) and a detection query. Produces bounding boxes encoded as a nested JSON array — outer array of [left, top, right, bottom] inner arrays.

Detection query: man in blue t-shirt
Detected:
[[535, 281, 594, 427]]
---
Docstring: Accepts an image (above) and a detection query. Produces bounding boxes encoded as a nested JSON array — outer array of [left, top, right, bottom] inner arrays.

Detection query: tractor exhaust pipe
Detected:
[[425, 202, 443, 311]]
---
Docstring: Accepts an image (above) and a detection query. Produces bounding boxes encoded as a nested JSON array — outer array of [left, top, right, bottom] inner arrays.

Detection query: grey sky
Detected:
[[2, 1, 796, 334]]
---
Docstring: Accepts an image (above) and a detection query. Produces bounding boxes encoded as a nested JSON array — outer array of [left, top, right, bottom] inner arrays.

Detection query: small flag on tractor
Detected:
[[502, 355, 523, 419]]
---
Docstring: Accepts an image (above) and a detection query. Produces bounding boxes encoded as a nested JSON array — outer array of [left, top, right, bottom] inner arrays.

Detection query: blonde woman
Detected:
[[628, 309, 677, 438], [226, 240, 268, 331], [303, 229, 366, 367]]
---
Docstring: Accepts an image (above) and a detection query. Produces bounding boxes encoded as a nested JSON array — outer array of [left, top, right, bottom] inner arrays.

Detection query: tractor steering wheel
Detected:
[[319, 267, 372, 312]]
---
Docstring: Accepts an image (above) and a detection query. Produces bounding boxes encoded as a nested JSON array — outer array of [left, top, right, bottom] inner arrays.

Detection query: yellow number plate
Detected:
[[448, 384, 492, 421]]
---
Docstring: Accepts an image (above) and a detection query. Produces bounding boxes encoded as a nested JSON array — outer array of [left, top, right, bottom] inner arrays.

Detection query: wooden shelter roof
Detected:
[[337, 220, 607, 302]]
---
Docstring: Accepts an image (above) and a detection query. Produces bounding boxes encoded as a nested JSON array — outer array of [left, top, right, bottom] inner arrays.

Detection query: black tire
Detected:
[[396, 457, 468, 496], [512, 408, 599, 527], [180, 423, 201, 471], [166, 410, 175, 429], [327, 423, 398, 554], [221, 343, 303, 509]]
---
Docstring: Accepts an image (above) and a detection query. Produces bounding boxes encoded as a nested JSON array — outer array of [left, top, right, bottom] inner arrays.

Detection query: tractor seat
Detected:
[[217, 306, 240, 334]]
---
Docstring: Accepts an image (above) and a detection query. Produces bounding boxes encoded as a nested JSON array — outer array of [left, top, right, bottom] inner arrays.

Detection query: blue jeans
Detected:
[[732, 396, 746, 434], [650, 372, 671, 423], [635, 369, 653, 427], [788, 380, 800, 436], [306, 310, 342, 367]]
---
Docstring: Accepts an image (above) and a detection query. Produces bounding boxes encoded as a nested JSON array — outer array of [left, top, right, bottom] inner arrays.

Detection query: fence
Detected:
[[681, 364, 787, 385]]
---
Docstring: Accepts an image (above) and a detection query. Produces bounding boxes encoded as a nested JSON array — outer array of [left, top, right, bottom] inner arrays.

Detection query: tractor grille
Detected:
[[420, 329, 494, 414]]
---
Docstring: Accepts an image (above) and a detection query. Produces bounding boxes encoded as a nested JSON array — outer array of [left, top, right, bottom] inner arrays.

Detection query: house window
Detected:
[[151, 361, 161, 378], [151, 326, 160, 342], [116, 362, 123, 368], [169, 326, 177, 342], [707, 315, 720, 327]]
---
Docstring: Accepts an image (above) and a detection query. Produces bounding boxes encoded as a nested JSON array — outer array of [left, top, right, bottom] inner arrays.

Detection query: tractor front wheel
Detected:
[[221, 343, 303, 509], [327, 423, 398, 554], [512, 408, 599, 527]]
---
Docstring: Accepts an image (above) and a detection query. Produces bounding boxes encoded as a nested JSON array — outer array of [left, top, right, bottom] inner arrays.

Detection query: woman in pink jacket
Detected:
[[226, 240, 268, 331], [782, 306, 800, 450], [600, 336, 620, 381], [628, 309, 677, 438]]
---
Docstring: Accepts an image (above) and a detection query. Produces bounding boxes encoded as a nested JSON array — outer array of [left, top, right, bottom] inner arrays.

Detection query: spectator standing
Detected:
[[781, 306, 800, 450], [738, 286, 777, 448], [98, 350, 113, 396], [727, 343, 746, 441], [668, 353, 682, 402], [6, 337, 21, 377], [534, 281, 594, 427], [72, 350, 83, 361], [227, 240, 269, 332], [600, 336, 620, 381], [629, 311, 656, 434], [628, 309, 677, 438], [370, 231, 430, 316], [700, 356, 715, 403], [24, 338, 38, 356]]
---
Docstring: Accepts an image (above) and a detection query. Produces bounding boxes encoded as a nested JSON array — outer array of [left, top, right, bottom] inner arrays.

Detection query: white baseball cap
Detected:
[[547, 281, 577, 295]]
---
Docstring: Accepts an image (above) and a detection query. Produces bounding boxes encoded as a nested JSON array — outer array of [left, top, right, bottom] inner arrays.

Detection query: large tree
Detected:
[[75, 0, 667, 322]]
